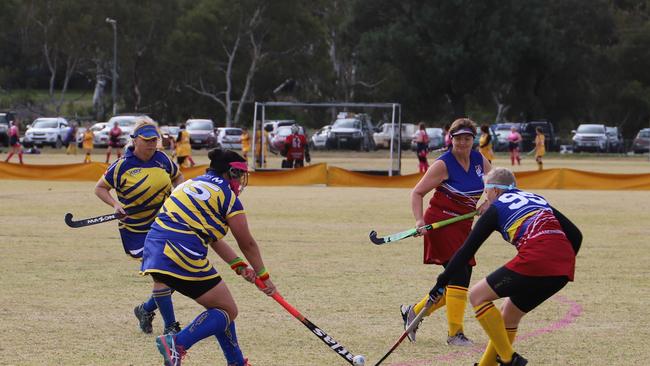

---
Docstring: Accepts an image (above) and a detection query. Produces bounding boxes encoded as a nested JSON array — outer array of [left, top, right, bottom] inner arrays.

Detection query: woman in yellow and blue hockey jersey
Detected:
[[142, 148, 276, 366], [95, 120, 184, 335]]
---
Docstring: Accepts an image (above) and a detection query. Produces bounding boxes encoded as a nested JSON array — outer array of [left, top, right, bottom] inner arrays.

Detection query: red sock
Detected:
[[18, 152, 23, 164], [5, 152, 13, 162]]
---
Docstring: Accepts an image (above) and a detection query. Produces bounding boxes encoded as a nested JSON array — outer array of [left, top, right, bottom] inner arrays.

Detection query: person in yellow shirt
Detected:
[[82, 123, 95, 163], [534, 127, 545, 171], [175, 124, 195, 167], [479, 124, 495, 163], [254, 125, 271, 168], [241, 127, 251, 160]]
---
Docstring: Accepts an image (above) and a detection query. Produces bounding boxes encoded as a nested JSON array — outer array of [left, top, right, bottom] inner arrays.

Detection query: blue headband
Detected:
[[131, 124, 159, 139], [484, 183, 516, 190]]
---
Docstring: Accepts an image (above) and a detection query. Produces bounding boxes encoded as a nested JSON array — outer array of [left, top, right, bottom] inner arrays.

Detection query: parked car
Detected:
[[572, 124, 608, 153], [215, 127, 243, 149], [270, 125, 306, 151], [159, 125, 181, 150], [23, 117, 69, 148], [474, 125, 500, 151], [410, 127, 444, 151], [373, 123, 416, 149], [96, 114, 155, 147], [310, 125, 331, 149], [0, 111, 16, 146], [326, 112, 376, 151], [519, 120, 559, 152], [632, 128, 650, 154], [263, 120, 296, 138], [76, 122, 107, 146], [605, 126, 624, 153], [186, 119, 217, 149], [492, 123, 520, 152]]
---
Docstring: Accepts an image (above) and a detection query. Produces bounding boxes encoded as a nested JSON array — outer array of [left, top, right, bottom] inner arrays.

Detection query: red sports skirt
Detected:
[[505, 234, 575, 281]]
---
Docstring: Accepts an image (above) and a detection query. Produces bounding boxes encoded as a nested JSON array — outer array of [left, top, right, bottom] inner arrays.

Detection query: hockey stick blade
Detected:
[[255, 278, 361, 365], [369, 211, 478, 246], [64, 205, 161, 228]]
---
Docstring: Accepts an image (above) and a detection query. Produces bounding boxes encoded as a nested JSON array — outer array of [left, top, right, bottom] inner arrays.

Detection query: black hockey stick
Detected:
[[64, 205, 161, 228], [255, 278, 366, 365], [369, 211, 477, 245], [374, 287, 444, 366]]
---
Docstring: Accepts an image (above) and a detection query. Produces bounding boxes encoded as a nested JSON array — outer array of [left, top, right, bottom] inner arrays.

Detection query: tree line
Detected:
[[1, 0, 649, 137]]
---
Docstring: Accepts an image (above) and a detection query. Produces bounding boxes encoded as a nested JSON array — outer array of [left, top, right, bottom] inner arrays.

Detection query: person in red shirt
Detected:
[[282, 125, 310, 168], [106, 122, 123, 163], [4, 120, 23, 164]]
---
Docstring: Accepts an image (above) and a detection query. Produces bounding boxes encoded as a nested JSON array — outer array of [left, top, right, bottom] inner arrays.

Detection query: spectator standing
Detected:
[[254, 124, 272, 168], [106, 122, 123, 163], [94, 120, 184, 335], [507, 126, 522, 166], [241, 127, 251, 160], [414, 122, 430, 173], [175, 124, 195, 168], [401, 118, 491, 346], [65, 122, 78, 155], [82, 122, 95, 163], [282, 125, 310, 168], [479, 124, 495, 163], [534, 127, 545, 171], [4, 120, 23, 164]]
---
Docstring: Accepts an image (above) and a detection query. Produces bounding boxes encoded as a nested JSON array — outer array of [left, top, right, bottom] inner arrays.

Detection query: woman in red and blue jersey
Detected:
[[401, 118, 492, 346], [95, 120, 184, 335], [142, 149, 275, 366], [428, 168, 581, 365]]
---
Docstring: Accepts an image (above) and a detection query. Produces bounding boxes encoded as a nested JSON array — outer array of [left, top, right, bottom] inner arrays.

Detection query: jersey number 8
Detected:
[[498, 191, 547, 210]]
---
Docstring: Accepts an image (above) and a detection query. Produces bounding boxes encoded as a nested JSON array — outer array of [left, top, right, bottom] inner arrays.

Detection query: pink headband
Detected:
[[229, 161, 248, 172]]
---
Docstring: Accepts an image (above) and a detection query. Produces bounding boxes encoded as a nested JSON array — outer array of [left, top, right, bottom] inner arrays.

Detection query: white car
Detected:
[[373, 123, 416, 149], [96, 115, 155, 147], [23, 117, 69, 148], [76, 122, 107, 146], [216, 127, 243, 149], [310, 125, 331, 149]]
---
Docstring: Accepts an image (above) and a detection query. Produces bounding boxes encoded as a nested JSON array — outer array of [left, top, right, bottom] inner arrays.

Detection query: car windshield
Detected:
[[277, 127, 293, 137], [639, 130, 650, 138], [426, 128, 443, 136], [91, 124, 105, 131], [187, 121, 213, 130], [577, 125, 605, 134], [32, 119, 59, 128], [333, 119, 360, 129], [108, 117, 139, 127]]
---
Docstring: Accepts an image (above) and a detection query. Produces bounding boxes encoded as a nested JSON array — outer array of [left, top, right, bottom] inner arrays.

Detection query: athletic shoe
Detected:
[[497, 352, 528, 366], [228, 358, 252, 366], [163, 321, 181, 335], [400, 304, 420, 342], [446, 332, 474, 346], [156, 334, 186, 366], [134, 304, 155, 334]]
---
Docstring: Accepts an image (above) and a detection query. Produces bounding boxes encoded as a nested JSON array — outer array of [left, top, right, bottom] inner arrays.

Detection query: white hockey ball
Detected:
[[352, 354, 366, 366]]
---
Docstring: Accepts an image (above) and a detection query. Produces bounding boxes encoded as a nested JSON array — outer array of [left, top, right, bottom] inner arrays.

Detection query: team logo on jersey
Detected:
[[129, 168, 142, 176], [475, 164, 483, 178]]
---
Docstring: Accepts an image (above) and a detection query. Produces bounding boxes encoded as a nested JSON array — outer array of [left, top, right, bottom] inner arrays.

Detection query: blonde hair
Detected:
[[484, 167, 516, 187], [127, 119, 159, 147], [449, 118, 477, 135]]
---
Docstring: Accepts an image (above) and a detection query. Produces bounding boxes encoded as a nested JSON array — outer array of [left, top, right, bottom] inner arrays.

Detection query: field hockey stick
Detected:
[[369, 210, 477, 245], [64, 205, 161, 228], [373, 287, 444, 366], [254, 278, 364, 365]]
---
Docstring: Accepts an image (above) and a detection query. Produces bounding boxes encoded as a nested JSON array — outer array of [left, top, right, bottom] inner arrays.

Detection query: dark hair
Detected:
[[180, 124, 186, 129], [207, 148, 246, 175], [480, 124, 490, 133]]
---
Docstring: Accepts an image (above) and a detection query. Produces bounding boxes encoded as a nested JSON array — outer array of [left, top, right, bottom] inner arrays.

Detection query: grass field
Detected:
[[1, 154, 649, 365]]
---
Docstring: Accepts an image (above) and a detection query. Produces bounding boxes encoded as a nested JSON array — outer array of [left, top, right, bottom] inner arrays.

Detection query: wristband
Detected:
[[256, 267, 270, 281], [229, 257, 248, 274]]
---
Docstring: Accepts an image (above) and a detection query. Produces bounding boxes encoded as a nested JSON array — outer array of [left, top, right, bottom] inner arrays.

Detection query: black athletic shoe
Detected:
[[497, 352, 528, 366], [134, 304, 155, 334], [163, 321, 181, 335]]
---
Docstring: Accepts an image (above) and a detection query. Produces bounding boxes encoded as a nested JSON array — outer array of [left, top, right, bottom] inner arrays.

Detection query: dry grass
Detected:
[[1, 156, 649, 365]]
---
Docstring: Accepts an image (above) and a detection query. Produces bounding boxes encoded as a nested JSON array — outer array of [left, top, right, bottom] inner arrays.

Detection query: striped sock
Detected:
[[474, 302, 514, 363], [153, 288, 176, 328], [446, 285, 469, 336], [142, 295, 158, 313], [478, 327, 517, 366], [413, 292, 446, 316]]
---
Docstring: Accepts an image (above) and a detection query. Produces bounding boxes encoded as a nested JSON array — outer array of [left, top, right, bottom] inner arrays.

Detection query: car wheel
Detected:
[[55, 138, 63, 149]]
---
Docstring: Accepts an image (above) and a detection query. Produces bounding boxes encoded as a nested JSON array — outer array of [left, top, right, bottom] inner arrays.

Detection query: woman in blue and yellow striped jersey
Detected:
[[142, 148, 275, 366], [95, 120, 184, 335]]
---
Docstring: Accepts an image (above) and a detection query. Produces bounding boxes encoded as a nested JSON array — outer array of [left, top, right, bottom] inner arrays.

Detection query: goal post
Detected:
[[251, 101, 403, 176]]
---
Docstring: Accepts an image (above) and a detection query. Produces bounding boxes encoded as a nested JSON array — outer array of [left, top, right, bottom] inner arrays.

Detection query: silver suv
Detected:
[[572, 124, 608, 153], [23, 117, 69, 148]]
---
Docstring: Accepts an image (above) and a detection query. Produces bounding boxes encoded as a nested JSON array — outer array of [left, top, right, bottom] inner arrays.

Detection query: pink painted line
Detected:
[[387, 295, 583, 366]]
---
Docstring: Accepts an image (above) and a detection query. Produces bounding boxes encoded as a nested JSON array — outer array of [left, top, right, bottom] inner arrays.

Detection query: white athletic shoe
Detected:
[[447, 332, 474, 346], [400, 304, 420, 342]]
